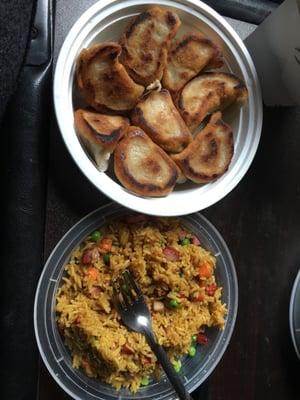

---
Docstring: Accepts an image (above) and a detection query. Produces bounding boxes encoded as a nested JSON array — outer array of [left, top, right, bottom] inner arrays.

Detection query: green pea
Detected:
[[90, 337, 97, 346], [188, 346, 196, 357], [173, 360, 182, 373], [180, 238, 190, 246], [168, 299, 178, 308], [191, 335, 197, 343], [103, 253, 111, 264], [141, 376, 150, 386], [122, 283, 129, 293], [90, 230, 102, 242]]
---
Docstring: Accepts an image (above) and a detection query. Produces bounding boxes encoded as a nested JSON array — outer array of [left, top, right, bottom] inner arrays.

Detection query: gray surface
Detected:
[[226, 16, 256, 38], [245, 0, 300, 106]]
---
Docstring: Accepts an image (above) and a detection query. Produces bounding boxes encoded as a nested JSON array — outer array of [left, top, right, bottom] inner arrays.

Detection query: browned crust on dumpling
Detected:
[[119, 6, 181, 86], [114, 126, 178, 197], [162, 32, 224, 96], [175, 163, 187, 184], [172, 112, 234, 183], [177, 72, 248, 132], [76, 42, 144, 113], [131, 89, 192, 153], [74, 109, 129, 152]]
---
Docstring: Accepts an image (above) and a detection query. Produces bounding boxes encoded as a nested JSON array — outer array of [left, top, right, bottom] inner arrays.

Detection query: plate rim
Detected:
[[289, 269, 300, 359]]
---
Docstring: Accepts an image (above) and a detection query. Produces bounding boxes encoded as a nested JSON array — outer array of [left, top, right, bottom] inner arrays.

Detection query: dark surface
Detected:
[[0, 1, 53, 400], [33, 1, 297, 400], [0, 0, 35, 120]]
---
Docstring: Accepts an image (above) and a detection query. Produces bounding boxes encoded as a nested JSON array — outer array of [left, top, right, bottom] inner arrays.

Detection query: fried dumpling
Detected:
[[76, 42, 144, 113], [131, 89, 192, 153], [162, 32, 223, 96], [175, 164, 187, 184], [114, 126, 178, 197], [178, 72, 248, 132], [172, 112, 233, 183], [119, 6, 181, 86], [74, 109, 129, 171]]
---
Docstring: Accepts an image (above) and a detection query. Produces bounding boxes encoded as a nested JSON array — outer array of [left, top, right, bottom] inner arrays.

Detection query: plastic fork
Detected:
[[113, 270, 192, 400]]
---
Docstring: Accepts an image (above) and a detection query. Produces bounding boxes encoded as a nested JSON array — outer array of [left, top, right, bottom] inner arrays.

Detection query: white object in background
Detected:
[[245, 0, 300, 106]]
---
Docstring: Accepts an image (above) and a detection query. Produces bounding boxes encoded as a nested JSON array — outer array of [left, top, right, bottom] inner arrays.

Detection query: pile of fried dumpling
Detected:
[[74, 6, 248, 197]]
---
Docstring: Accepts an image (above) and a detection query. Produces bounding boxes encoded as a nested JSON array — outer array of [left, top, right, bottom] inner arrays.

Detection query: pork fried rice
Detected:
[[56, 216, 227, 392]]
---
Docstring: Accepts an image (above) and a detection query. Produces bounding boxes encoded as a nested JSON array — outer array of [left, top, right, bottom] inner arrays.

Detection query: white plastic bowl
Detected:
[[54, 0, 262, 216]]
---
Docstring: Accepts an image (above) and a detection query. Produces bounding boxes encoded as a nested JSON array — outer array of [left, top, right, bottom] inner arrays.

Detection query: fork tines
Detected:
[[113, 270, 142, 308]]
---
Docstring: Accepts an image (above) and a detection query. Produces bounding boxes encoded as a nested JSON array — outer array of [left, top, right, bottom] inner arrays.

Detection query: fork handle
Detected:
[[144, 330, 193, 400]]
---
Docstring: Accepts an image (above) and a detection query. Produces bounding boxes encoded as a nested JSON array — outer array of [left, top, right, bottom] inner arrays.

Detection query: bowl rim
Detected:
[[53, 0, 263, 217], [289, 269, 300, 359], [34, 202, 238, 400]]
